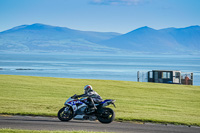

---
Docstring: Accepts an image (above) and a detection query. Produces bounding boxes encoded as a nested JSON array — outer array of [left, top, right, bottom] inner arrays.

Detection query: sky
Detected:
[[0, 0, 200, 33]]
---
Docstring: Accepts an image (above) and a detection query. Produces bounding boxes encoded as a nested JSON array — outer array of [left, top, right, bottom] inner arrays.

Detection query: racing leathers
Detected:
[[77, 90, 103, 111]]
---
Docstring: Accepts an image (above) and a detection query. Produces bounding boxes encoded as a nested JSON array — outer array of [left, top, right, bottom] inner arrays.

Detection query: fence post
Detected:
[[137, 71, 140, 82]]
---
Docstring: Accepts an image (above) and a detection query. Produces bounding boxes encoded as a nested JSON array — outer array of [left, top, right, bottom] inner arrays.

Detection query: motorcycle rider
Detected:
[[76, 85, 103, 113]]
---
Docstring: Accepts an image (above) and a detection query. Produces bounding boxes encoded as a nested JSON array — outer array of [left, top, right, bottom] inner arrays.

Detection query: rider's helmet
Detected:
[[84, 85, 93, 94]]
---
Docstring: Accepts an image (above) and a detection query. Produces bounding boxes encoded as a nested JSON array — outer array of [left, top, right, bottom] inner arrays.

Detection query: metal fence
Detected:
[[137, 71, 148, 82]]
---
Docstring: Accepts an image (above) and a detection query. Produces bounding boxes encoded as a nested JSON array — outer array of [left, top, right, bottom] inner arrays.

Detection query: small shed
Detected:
[[146, 70, 193, 85]]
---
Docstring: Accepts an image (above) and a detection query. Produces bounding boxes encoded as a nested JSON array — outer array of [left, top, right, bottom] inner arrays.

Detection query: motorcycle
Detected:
[[58, 94, 116, 124]]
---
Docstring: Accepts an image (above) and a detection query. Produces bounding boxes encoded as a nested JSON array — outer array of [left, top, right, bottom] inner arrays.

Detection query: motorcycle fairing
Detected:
[[101, 99, 116, 107]]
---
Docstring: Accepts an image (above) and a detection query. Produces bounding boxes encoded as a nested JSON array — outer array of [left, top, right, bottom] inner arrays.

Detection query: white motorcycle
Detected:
[[58, 94, 116, 124]]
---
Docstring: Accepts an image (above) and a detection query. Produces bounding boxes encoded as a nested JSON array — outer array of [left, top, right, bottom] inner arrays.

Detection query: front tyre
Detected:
[[97, 108, 115, 124], [58, 106, 73, 121]]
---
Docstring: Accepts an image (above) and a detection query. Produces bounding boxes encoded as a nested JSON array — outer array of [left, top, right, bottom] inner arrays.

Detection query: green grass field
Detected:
[[0, 129, 107, 133], [0, 75, 200, 126]]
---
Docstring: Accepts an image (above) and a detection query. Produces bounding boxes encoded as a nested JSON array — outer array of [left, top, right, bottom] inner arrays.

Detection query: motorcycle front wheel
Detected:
[[97, 107, 115, 124], [57, 106, 73, 121]]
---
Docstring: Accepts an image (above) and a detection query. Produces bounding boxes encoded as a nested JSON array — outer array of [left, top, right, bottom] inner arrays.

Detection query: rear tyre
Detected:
[[97, 108, 115, 124], [57, 106, 73, 121]]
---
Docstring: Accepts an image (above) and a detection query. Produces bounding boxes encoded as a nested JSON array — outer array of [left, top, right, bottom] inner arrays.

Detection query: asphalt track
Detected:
[[0, 115, 200, 133]]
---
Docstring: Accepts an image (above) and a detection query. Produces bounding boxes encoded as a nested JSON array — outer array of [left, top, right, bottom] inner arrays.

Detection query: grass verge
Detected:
[[0, 129, 108, 133], [0, 75, 200, 126]]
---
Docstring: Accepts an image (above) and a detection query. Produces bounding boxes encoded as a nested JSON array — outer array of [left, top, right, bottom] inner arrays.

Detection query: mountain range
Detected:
[[101, 26, 200, 54], [0, 23, 200, 54]]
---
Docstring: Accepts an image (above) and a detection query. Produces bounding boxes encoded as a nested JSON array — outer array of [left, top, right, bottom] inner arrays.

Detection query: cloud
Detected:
[[90, 0, 147, 6]]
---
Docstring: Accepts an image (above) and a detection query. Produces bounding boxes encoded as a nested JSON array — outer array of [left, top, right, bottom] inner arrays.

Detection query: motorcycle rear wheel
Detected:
[[97, 107, 115, 124], [57, 107, 73, 121]]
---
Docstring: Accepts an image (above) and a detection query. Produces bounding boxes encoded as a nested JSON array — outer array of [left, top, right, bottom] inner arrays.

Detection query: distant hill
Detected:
[[0, 23, 121, 53], [100, 26, 200, 54], [0, 23, 200, 54]]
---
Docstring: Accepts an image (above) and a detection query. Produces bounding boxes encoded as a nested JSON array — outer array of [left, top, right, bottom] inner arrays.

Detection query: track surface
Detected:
[[0, 115, 199, 133]]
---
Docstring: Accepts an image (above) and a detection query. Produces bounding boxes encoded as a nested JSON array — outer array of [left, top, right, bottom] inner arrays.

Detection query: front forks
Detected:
[[64, 106, 69, 113]]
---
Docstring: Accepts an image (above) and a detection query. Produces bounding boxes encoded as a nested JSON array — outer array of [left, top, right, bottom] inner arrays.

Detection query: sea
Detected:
[[0, 53, 200, 86]]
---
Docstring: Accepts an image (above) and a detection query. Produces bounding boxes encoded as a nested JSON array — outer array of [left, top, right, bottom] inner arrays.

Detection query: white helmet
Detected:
[[84, 85, 93, 94]]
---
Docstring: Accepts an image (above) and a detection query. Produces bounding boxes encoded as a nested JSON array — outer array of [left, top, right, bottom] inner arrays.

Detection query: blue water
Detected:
[[0, 53, 200, 85]]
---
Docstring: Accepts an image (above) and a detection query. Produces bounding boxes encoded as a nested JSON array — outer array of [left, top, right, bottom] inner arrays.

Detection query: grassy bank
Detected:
[[0, 75, 200, 126], [0, 129, 107, 133]]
